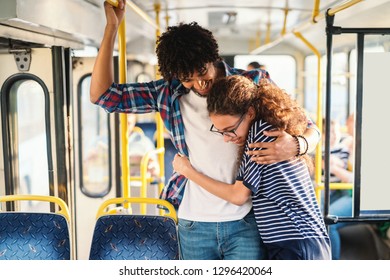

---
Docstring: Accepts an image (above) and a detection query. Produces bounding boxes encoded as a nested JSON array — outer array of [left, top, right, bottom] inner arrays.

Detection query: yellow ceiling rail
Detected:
[[251, 0, 363, 54], [280, 2, 289, 36], [107, 0, 160, 31], [327, 0, 363, 16]]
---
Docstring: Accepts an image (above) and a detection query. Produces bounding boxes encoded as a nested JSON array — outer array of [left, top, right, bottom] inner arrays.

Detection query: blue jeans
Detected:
[[329, 195, 353, 260], [178, 210, 266, 260]]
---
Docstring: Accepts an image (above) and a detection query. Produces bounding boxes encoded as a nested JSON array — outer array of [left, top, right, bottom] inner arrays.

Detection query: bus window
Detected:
[[234, 55, 297, 98], [79, 75, 111, 197], [304, 53, 348, 125], [331, 52, 349, 125], [303, 55, 319, 122], [13, 79, 50, 212]]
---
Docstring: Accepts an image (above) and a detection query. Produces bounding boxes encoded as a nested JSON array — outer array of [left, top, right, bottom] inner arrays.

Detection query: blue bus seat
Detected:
[[340, 223, 390, 260], [0, 195, 71, 260], [89, 197, 179, 260]]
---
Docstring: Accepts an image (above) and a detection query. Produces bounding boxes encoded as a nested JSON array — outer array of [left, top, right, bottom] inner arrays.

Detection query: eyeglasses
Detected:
[[210, 114, 245, 138]]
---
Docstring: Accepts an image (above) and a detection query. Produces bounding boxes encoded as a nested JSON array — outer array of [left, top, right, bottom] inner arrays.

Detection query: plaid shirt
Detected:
[[96, 61, 271, 209]]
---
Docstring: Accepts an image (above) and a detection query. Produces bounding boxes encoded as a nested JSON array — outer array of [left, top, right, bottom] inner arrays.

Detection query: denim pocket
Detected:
[[239, 209, 257, 227], [178, 218, 196, 230]]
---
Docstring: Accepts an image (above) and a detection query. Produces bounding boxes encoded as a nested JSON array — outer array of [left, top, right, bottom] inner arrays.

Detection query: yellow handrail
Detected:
[[154, 3, 167, 217], [312, 0, 321, 23], [327, 0, 363, 17], [95, 197, 177, 223], [139, 147, 165, 214], [118, 11, 131, 209], [293, 31, 354, 205], [108, 0, 166, 214], [293, 31, 323, 202], [0, 195, 70, 221], [106, 0, 160, 31], [316, 183, 353, 190]]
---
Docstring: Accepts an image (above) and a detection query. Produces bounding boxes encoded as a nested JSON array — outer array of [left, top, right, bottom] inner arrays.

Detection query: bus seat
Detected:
[[89, 197, 179, 260], [136, 122, 156, 143], [135, 122, 177, 184], [340, 223, 390, 260], [0, 195, 71, 260]]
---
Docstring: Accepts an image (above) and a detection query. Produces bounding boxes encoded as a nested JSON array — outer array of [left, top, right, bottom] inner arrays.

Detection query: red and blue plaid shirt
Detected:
[[96, 61, 271, 209]]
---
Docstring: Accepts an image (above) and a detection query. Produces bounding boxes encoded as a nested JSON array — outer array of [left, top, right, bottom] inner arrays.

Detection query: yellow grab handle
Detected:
[[96, 197, 177, 223], [106, 0, 160, 30], [0, 195, 70, 221]]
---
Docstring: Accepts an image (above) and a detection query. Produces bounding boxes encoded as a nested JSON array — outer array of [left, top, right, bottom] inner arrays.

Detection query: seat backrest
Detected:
[[0, 212, 70, 260], [136, 122, 156, 143], [89, 214, 179, 260]]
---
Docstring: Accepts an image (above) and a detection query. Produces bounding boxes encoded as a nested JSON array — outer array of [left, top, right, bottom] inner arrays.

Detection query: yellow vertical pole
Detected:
[[293, 31, 323, 204], [154, 2, 166, 216], [255, 29, 261, 48], [140, 2, 164, 215], [265, 21, 271, 44], [164, 2, 170, 27], [281, 6, 289, 36], [118, 12, 131, 210], [312, 0, 321, 22]]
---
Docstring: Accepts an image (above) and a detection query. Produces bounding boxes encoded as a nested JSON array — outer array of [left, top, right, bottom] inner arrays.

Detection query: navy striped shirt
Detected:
[[237, 120, 329, 243]]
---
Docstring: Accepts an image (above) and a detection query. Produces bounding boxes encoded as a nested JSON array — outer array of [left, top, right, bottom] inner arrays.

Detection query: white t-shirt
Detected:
[[178, 91, 252, 222]]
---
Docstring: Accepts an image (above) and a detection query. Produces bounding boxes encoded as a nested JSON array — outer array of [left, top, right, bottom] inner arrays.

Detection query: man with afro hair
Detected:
[[90, 0, 321, 260]]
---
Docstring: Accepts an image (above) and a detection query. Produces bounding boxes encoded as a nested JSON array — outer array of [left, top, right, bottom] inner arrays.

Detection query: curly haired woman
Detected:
[[173, 76, 331, 260]]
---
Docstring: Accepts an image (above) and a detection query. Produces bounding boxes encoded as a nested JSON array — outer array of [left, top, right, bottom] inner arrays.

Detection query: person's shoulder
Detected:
[[241, 69, 270, 82], [251, 120, 274, 139], [220, 60, 270, 82]]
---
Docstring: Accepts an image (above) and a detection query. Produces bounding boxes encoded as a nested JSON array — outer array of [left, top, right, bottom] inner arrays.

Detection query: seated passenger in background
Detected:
[[323, 115, 355, 260], [322, 118, 350, 200], [173, 76, 331, 260], [247, 61, 266, 71], [127, 114, 159, 178]]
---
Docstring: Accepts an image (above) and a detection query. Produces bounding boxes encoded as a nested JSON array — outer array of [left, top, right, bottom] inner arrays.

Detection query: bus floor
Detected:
[[340, 223, 390, 260]]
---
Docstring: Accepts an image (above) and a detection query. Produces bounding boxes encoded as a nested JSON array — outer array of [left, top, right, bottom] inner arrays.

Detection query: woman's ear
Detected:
[[247, 106, 256, 121]]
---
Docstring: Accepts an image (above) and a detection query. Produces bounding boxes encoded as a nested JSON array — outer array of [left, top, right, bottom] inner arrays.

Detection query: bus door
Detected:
[[0, 46, 71, 212]]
